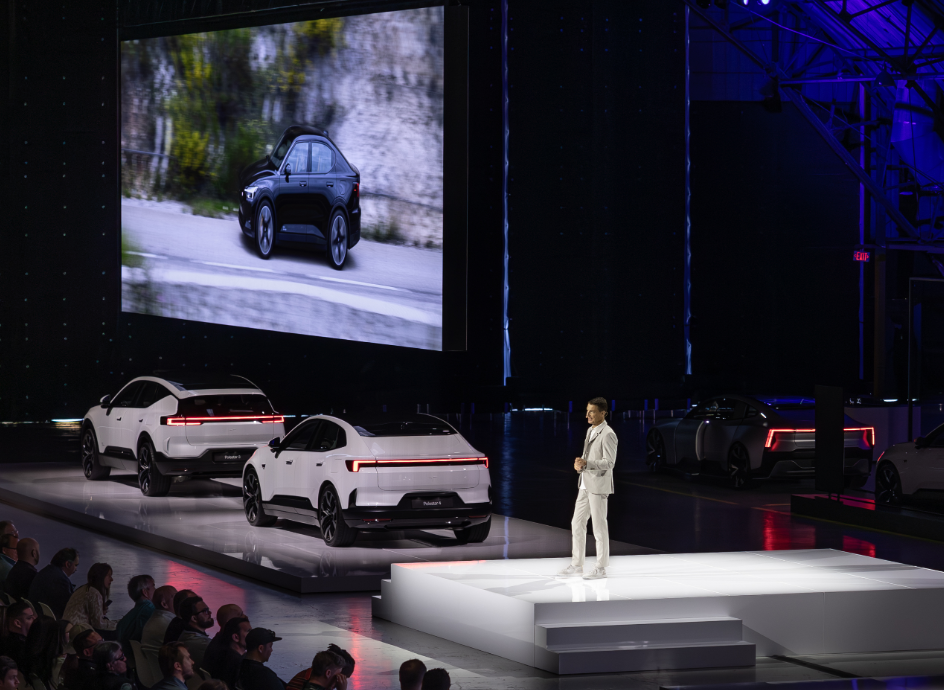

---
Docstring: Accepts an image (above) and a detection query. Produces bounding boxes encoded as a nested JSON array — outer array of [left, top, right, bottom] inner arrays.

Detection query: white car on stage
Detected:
[[242, 414, 492, 547], [875, 421, 944, 504], [81, 373, 285, 497]]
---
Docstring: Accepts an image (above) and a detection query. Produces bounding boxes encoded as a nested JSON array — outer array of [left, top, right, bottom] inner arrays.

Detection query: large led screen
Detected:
[[120, 7, 445, 350]]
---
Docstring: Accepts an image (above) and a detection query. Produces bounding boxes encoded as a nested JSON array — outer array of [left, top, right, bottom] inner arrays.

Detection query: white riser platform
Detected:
[[546, 640, 756, 675], [539, 616, 743, 649]]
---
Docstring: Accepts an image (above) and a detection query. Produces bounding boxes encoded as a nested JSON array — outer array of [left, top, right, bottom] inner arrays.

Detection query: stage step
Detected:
[[537, 617, 755, 674], [540, 616, 743, 650]]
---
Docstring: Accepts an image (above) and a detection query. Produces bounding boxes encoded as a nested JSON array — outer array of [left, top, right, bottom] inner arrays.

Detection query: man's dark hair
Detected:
[[0, 656, 17, 680], [588, 397, 608, 415], [126, 574, 154, 601], [310, 650, 344, 678], [6, 600, 33, 621], [0, 522, 13, 534], [173, 589, 196, 616], [399, 659, 427, 687], [51, 548, 78, 568], [178, 596, 205, 625], [421, 668, 451, 690], [92, 641, 123, 668], [222, 616, 249, 644], [327, 643, 354, 677], [0, 534, 16, 550], [158, 642, 188, 677], [72, 628, 99, 654]]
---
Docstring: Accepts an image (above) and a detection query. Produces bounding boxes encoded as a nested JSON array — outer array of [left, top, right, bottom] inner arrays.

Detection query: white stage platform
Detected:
[[372, 550, 944, 675], [0, 463, 656, 592]]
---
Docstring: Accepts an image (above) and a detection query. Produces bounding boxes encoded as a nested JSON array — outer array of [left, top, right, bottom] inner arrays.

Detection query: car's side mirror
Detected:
[[915, 436, 929, 449], [100, 394, 111, 408], [284, 163, 292, 179], [268, 437, 281, 449]]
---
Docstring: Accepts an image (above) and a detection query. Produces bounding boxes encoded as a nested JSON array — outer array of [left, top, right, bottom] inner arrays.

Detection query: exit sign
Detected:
[[854, 251, 870, 262]]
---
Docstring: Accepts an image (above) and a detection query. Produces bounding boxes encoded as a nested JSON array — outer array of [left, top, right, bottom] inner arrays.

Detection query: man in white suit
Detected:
[[557, 397, 617, 580]]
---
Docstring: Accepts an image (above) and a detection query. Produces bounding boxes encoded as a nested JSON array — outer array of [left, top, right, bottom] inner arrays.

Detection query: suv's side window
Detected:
[[137, 382, 170, 409], [313, 422, 346, 452], [284, 421, 321, 450], [927, 424, 944, 448], [284, 142, 309, 174], [111, 382, 144, 408], [711, 399, 746, 421], [685, 403, 711, 421], [311, 142, 334, 174]]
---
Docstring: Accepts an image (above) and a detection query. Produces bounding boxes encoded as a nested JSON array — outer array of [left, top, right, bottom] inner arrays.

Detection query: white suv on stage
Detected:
[[875, 421, 944, 504], [242, 414, 492, 547], [81, 373, 285, 497]]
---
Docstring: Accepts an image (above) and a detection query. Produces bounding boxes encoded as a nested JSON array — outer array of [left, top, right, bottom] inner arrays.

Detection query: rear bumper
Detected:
[[759, 449, 873, 479], [342, 494, 491, 531], [155, 448, 256, 477]]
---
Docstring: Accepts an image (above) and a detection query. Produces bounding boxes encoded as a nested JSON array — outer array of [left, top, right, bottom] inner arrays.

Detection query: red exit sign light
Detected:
[[854, 251, 870, 262]]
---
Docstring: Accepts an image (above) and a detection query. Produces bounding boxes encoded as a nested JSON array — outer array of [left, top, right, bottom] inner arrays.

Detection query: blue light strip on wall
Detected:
[[684, 6, 692, 376], [502, 0, 511, 385]]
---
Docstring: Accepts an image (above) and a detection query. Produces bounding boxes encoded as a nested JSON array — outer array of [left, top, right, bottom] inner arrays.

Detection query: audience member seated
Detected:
[[163, 589, 196, 645], [236, 628, 284, 690], [63, 563, 118, 638], [27, 547, 79, 620], [23, 614, 64, 690], [141, 585, 177, 656], [298, 650, 346, 690], [177, 596, 214, 669], [59, 628, 102, 690], [152, 641, 195, 690], [287, 644, 354, 690], [0, 656, 19, 690], [202, 616, 250, 690], [0, 534, 17, 584], [93, 641, 137, 690], [399, 659, 426, 690], [3, 538, 40, 600], [116, 574, 155, 654], [421, 668, 450, 690], [215, 605, 244, 630], [0, 601, 36, 664]]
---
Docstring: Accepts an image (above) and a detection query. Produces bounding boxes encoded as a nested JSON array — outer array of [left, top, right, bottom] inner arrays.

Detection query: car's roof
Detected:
[[300, 413, 457, 436], [282, 124, 330, 142], [148, 371, 261, 393]]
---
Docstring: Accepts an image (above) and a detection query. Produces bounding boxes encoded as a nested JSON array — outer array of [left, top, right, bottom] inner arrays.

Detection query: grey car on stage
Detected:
[[646, 395, 875, 488]]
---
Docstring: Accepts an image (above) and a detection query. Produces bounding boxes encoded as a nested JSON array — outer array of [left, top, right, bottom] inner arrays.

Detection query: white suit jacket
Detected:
[[578, 420, 617, 495]]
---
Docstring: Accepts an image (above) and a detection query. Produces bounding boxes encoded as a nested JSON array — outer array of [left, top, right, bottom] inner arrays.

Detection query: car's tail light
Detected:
[[353, 182, 359, 199], [764, 427, 875, 448], [345, 457, 488, 472], [161, 415, 285, 426]]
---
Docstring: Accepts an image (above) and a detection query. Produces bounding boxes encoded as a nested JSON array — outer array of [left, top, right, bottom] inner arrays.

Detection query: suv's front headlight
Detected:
[[243, 186, 259, 202]]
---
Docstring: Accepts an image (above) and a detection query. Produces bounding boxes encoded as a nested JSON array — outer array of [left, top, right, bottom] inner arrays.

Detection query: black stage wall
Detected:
[[506, 1, 688, 401], [689, 101, 861, 393]]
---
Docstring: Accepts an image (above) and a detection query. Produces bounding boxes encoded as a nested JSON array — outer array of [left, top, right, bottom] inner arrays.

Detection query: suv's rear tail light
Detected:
[[764, 427, 875, 448], [345, 457, 488, 472], [161, 415, 285, 426], [353, 182, 359, 199]]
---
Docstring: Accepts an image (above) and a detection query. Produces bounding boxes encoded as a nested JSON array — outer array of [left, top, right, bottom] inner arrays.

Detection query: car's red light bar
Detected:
[[346, 457, 488, 472], [764, 427, 875, 448], [162, 415, 285, 426]]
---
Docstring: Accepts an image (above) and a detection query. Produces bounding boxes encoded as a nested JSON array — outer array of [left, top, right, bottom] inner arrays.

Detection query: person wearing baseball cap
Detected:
[[236, 627, 284, 690]]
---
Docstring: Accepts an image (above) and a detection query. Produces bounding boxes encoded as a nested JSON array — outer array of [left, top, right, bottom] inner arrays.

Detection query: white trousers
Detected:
[[570, 489, 609, 568]]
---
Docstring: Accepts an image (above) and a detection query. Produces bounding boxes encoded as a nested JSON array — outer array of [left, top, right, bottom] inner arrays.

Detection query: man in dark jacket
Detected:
[[3, 538, 39, 600], [60, 628, 103, 690], [237, 628, 285, 690], [93, 641, 138, 690], [0, 601, 35, 665], [27, 547, 79, 619], [203, 616, 250, 689]]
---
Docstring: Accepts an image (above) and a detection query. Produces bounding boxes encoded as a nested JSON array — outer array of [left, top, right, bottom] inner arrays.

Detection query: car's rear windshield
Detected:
[[755, 396, 816, 410], [177, 394, 275, 417], [352, 420, 455, 437]]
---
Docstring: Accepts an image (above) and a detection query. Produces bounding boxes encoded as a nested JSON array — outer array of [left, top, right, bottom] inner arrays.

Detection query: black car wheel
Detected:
[[455, 517, 491, 545], [728, 442, 752, 490], [81, 427, 110, 480], [875, 462, 903, 505], [319, 485, 357, 547], [138, 439, 171, 497], [646, 429, 666, 473], [243, 468, 277, 526], [255, 201, 275, 259], [326, 210, 348, 269]]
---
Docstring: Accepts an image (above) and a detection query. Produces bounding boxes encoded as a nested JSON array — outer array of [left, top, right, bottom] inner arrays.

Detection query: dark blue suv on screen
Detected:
[[239, 125, 361, 269]]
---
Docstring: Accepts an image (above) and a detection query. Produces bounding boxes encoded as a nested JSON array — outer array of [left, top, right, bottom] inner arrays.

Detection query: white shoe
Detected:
[[556, 565, 583, 578], [583, 567, 607, 580]]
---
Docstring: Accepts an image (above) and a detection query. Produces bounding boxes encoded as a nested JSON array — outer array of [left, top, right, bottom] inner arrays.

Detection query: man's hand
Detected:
[[574, 457, 587, 471], [332, 673, 349, 690]]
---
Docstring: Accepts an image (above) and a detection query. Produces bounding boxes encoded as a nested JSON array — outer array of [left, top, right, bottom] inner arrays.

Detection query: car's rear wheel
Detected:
[[243, 468, 277, 526], [326, 210, 348, 270], [646, 429, 666, 473], [728, 442, 752, 490], [81, 427, 110, 480], [319, 485, 357, 547], [455, 517, 491, 545], [875, 462, 903, 505], [255, 201, 275, 259], [138, 439, 171, 497]]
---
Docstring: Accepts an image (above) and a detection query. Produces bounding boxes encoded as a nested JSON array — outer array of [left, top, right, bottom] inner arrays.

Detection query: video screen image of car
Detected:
[[119, 7, 445, 350]]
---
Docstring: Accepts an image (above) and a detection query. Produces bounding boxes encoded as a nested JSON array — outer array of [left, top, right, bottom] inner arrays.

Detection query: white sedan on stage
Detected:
[[875, 421, 944, 504], [242, 414, 492, 547]]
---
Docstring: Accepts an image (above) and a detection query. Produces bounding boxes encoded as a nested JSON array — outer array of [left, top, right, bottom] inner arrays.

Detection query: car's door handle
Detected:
[[326, 183, 334, 187], [116, 417, 122, 421], [139, 419, 144, 423], [316, 463, 323, 467], [285, 460, 293, 465], [299, 181, 307, 187]]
